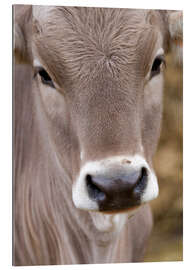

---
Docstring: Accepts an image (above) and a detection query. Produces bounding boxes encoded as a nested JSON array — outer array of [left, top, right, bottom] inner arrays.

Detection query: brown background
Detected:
[[144, 53, 183, 261]]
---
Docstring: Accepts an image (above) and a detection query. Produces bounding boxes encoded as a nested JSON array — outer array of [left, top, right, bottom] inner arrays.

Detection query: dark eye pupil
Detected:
[[150, 55, 165, 79], [39, 69, 51, 81], [38, 68, 55, 88], [152, 58, 162, 72]]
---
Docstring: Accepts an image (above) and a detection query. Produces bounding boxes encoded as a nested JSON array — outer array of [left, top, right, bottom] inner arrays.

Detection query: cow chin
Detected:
[[72, 155, 159, 213]]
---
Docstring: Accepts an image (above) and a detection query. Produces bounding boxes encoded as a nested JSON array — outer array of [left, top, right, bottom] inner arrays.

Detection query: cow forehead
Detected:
[[32, 7, 157, 42], [33, 6, 149, 24], [32, 7, 161, 86]]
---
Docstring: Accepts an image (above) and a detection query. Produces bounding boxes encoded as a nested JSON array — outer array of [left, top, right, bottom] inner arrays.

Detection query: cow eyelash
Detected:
[[34, 67, 55, 88], [150, 55, 166, 79]]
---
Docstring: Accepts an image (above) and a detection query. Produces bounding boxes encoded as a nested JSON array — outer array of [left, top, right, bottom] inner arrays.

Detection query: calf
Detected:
[[13, 5, 182, 265]]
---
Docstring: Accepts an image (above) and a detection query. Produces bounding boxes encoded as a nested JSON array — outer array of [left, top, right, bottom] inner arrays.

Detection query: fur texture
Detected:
[[13, 6, 182, 265]]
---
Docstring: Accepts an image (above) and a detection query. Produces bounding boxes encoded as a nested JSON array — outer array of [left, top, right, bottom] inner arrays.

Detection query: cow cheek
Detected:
[[38, 84, 66, 121], [142, 76, 163, 162], [38, 84, 75, 167]]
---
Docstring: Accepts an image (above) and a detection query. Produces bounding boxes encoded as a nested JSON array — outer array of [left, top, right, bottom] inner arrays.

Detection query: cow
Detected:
[[13, 5, 183, 266]]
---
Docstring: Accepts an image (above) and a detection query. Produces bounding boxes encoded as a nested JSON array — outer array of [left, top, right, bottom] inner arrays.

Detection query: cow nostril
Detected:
[[86, 175, 106, 202], [134, 167, 148, 193]]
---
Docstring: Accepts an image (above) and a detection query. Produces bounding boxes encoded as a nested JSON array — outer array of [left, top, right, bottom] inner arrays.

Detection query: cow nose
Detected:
[[86, 166, 148, 212]]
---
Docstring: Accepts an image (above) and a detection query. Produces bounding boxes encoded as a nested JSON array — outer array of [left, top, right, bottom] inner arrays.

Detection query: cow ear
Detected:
[[13, 5, 32, 64], [168, 11, 183, 64]]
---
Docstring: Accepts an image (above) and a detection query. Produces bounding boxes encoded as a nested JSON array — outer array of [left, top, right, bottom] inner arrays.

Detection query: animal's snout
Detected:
[[72, 155, 159, 212], [86, 166, 148, 212]]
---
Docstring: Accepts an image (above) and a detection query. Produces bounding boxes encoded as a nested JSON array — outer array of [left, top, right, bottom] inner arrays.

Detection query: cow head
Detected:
[[14, 6, 182, 213]]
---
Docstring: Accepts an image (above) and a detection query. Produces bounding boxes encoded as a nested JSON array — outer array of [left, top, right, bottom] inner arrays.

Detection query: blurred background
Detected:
[[144, 53, 183, 261]]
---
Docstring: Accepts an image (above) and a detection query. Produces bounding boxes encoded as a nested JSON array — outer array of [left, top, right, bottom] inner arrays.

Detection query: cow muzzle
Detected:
[[72, 155, 159, 212]]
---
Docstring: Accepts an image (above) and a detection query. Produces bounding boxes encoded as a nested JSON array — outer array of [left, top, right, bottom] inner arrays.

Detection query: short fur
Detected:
[[13, 6, 182, 265]]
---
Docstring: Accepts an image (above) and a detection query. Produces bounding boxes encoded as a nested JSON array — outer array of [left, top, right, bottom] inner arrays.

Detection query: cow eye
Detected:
[[150, 55, 166, 79], [37, 68, 55, 88]]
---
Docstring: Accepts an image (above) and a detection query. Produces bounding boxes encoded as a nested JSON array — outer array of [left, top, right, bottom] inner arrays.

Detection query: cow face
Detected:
[[14, 6, 182, 213]]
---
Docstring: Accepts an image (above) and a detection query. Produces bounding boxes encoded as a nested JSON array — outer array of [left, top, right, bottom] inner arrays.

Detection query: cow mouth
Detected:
[[98, 200, 142, 213], [99, 205, 141, 215]]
